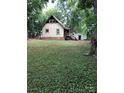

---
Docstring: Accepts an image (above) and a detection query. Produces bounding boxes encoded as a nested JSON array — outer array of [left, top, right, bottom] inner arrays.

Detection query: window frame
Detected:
[[46, 29, 49, 33], [49, 19, 55, 23], [56, 29, 60, 35]]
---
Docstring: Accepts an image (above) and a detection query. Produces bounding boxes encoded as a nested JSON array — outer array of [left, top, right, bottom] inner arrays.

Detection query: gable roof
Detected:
[[45, 15, 70, 30]]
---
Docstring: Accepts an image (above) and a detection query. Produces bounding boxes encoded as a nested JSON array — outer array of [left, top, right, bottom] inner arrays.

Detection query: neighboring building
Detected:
[[41, 15, 70, 40], [74, 33, 87, 40]]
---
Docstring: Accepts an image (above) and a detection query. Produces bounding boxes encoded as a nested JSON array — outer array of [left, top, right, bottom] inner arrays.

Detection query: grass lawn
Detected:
[[27, 40, 97, 93]]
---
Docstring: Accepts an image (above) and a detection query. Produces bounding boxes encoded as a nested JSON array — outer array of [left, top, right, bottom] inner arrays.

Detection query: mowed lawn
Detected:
[[27, 40, 97, 93]]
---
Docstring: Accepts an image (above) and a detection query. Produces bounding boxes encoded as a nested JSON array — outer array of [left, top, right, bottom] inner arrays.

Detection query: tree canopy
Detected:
[[27, 0, 97, 40], [27, 0, 47, 38]]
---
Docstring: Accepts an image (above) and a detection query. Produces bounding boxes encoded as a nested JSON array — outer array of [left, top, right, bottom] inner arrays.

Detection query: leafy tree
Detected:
[[57, 0, 88, 35], [57, 0, 97, 55], [27, 0, 47, 38], [77, 0, 97, 55]]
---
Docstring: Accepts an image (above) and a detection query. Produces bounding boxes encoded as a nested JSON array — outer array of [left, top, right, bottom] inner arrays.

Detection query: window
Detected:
[[46, 29, 49, 33], [56, 29, 60, 35], [51, 0, 54, 3], [49, 19, 55, 23]]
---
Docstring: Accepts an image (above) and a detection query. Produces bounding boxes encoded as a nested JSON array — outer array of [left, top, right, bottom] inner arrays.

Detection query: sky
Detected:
[[43, 0, 58, 12]]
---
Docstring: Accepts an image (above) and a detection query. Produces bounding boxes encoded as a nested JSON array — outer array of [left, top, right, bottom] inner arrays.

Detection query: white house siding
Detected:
[[41, 23, 64, 38], [74, 33, 87, 40]]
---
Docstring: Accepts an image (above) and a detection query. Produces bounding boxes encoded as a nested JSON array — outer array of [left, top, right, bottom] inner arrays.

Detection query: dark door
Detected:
[[79, 35, 81, 40]]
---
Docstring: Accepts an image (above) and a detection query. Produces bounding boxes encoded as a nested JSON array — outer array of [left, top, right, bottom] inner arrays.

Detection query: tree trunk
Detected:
[[93, 0, 97, 14], [89, 0, 97, 56]]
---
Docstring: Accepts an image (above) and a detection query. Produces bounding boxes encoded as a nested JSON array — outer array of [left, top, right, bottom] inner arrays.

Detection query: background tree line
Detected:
[[27, 0, 96, 38]]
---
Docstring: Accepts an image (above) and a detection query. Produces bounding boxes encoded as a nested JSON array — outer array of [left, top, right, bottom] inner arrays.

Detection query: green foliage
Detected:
[[77, 0, 94, 9], [57, 0, 96, 38], [39, 8, 62, 21], [77, 0, 97, 55], [77, 0, 97, 39], [57, 0, 87, 34], [85, 8, 96, 39], [27, 0, 97, 39], [27, 0, 46, 38], [28, 40, 97, 93]]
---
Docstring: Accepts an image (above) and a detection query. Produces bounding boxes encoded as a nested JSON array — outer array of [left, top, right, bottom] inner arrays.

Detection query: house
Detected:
[[41, 15, 70, 40]]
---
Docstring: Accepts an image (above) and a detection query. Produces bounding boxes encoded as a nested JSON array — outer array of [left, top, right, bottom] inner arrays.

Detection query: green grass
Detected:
[[27, 40, 97, 93]]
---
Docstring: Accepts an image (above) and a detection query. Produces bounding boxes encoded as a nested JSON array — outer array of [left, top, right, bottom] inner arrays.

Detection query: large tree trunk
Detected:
[[89, 31, 97, 55], [93, 0, 97, 14], [89, 0, 97, 56]]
